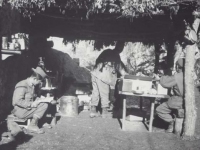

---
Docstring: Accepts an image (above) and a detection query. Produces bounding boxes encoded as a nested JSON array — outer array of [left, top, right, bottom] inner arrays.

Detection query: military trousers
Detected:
[[12, 103, 48, 119], [91, 75, 110, 108]]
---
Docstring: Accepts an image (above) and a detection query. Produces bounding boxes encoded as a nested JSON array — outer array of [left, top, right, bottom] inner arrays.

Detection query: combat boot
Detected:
[[166, 120, 174, 133], [27, 115, 44, 134], [102, 107, 112, 118], [90, 106, 99, 118]]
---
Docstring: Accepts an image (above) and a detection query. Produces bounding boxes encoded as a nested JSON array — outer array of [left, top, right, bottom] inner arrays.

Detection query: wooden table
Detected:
[[119, 91, 169, 132]]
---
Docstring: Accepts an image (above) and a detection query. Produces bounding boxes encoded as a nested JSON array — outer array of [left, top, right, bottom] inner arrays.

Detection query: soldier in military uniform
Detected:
[[90, 42, 127, 118], [156, 58, 185, 133], [11, 67, 52, 134]]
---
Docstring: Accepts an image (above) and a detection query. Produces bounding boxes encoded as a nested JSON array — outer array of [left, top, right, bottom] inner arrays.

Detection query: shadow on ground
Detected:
[[0, 132, 33, 150], [1, 110, 200, 150]]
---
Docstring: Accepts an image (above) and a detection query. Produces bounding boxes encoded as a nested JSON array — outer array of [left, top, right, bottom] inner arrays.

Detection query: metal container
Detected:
[[59, 96, 79, 117], [2, 37, 8, 49]]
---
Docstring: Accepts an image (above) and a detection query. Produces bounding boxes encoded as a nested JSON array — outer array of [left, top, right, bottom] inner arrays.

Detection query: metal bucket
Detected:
[[59, 96, 79, 117]]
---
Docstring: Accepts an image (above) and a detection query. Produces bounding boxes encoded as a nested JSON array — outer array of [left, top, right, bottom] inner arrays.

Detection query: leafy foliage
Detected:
[[121, 0, 163, 18], [121, 42, 155, 75], [2, 0, 121, 18], [2, 0, 198, 19], [120, 0, 199, 19], [4, 0, 55, 19]]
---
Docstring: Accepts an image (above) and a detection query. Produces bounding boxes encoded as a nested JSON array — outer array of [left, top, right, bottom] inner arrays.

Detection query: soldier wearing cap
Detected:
[[11, 67, 52, 134], [155, 58, 185, 133]]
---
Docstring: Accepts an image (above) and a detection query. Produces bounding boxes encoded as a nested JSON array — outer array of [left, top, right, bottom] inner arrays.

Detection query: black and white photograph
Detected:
[[0, 0, 200, 149]]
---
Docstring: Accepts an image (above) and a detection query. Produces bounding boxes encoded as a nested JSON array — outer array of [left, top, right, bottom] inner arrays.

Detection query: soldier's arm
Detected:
[[12, 87, 32, 109], [118, 61, 128, 76], [192, 18, 200, 33], [160, 75, 176, 88]]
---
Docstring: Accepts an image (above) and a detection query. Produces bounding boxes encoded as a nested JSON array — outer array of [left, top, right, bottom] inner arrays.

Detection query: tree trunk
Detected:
[[182, 44, 197, 139], [182, 17, 200, 139]]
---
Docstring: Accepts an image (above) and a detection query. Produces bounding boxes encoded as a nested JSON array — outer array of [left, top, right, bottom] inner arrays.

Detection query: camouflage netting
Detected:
[[45, 48, 91, 84], [45, 48, 91, 96], [0, 49, 91, 122]]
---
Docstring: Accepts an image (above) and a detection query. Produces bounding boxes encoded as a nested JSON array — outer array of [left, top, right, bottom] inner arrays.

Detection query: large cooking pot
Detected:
[[59, 96, 79, 117]]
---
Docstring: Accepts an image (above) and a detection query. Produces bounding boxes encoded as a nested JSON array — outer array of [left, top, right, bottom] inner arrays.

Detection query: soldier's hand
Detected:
[[31, 100, 40, 108], [152, 73, 160, 81], [50, 100, 57, 105], [44, 97, 54, 103]]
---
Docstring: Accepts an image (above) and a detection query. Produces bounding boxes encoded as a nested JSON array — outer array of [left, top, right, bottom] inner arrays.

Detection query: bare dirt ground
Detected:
[[1, 109, 200, 150]]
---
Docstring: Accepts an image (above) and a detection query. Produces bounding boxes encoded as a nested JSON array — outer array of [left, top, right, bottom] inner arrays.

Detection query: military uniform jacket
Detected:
[[12, 79, 36, 109], [160, 72, 184, 109], [92, 49, 126, 86]]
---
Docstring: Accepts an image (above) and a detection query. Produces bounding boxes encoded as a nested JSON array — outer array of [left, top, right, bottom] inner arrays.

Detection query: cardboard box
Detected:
[[157, 83, 168, 95], [77, 95, 91, 103], [126, 115, 143, 122], [118, 75, 152, 93]]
